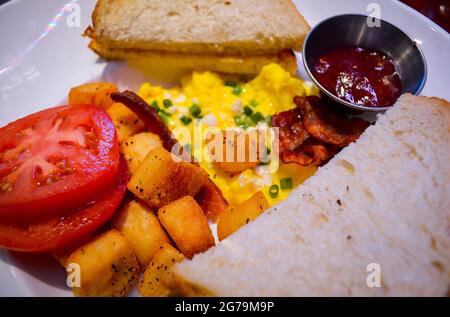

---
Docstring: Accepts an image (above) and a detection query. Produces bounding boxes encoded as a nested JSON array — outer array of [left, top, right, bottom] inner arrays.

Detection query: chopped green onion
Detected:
[[234, 116, 253, 129], [243, 105, 253, 116], [265, 115, 272, 127], [163, 99, 173, 108], [189, 104, 202, 118], [249, 99, 258, 107], [280, 178, 293, 190], [232, 85, 243, 96], [150, 100, 160, 111], [225, 80, 237, 87], [180, 116, 192, 125], [160, 112, 171, 124], [269, 185, 279, 198], [250, 111, 264, 124]]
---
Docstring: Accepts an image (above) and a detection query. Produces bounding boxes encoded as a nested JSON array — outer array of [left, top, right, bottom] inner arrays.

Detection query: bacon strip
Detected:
[[281, 141, 338, 166], [295, 96, 370, 147], [111, 91, 176, 151], [272, 96, 369, 167], [271, 108, 310, 152]]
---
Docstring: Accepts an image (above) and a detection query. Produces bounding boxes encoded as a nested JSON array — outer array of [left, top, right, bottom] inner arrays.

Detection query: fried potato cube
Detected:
[[211, 130, 261, 174], [66, 229, 140, 297], [53, 234, 95, 267], [217, 191, 270, 241], [68, 82, 117, 110], [112, 200, 170, 267], [158, 196, 215, 259], [195, 180, 228, 222], [120, 132, 163, 175], [138, 243, 185, 297], [128, 148, 209, 208], [107, 102, 145, 145]]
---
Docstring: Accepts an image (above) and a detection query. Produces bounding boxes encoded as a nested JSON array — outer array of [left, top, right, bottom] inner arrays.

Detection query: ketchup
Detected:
[[313, 46, 402, 108]]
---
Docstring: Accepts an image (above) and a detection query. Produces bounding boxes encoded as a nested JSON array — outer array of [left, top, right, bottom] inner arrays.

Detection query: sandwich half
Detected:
[[171, 94, 450, 296], [85, 0, 310, 74]]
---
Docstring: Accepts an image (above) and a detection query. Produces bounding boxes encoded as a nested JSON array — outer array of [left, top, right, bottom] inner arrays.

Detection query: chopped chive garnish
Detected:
[[159, 109, 171, 117], [225, 80, 237, 87], [163, 99, 173, 108], [160, 113, 171, 124], [269, 185, 279, 198], [249, 99, 258, 107], [150, 100, 160, 111], [232, 85, 243, 96], [189, 104, 202, 118], [280, 178, 293, 190], [234, 116, 253, 129], [243, 105, 253, 116], [180, 116, 192, 125], [250, 111, 264, 124]]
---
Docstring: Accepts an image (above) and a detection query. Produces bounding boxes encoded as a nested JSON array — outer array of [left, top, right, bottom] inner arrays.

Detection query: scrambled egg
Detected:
[[138, 63, 319, 206]]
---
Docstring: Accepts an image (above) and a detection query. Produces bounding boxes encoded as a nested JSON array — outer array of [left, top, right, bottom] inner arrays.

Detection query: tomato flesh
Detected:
[[0, 158, 128, 253], [0, 105, 119, 222]]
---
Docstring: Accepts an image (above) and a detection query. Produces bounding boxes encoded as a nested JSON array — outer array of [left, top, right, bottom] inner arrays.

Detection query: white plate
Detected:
[[0, 0, 449, 296]]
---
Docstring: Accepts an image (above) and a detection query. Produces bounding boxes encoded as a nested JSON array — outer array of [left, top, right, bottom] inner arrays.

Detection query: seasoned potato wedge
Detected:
[[120, 132, 163, 175], [68, 82, 117, 109], [112, 200, 170, 268], [66, 230, 140, 297], [138, 243, 184, 297], [107, 102, 145, 145], [128, 148, 209, 208], [195, 180, 228, 222], [217, 191, 270, 241], [158, 196, 215, 259]]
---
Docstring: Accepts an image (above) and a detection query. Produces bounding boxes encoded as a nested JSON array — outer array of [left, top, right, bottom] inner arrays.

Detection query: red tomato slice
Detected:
[[0, 105, 119, 222], [0, 158, 128, 253]]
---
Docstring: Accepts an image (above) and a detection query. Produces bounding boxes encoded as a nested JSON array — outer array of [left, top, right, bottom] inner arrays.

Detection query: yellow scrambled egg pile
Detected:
[[138, 63, 319, 206]]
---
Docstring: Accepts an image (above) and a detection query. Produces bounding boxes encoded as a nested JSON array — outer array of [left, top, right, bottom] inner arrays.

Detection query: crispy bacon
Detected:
[[271, 108, 310, 152], [111, 90, 177, 151], [273, 96, 369, 167], [294, 96, 370, 147], [282, 140, 338, 166]]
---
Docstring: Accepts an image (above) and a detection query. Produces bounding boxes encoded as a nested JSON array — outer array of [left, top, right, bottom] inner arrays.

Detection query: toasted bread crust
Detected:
[[89, 0, 310, 55], [89, 40, 298, 75]]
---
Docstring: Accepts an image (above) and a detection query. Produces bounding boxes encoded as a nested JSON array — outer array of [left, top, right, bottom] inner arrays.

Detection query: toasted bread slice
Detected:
[[89, 40, 298, 75], [171, 94, 450, 296], [88, 0, 310, 55]]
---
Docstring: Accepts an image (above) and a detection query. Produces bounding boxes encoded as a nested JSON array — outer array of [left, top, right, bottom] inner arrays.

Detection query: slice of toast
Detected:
[[171, 94, 450, 296], [88, 0, 310, 55], [89, 40, 298, 75]]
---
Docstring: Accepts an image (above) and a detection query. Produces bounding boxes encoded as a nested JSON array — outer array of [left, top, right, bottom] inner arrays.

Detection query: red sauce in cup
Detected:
[[312, 46, 402, 108]]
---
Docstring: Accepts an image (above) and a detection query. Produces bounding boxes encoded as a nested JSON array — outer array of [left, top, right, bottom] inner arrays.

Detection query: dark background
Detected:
[[0, 0, 448, 32]]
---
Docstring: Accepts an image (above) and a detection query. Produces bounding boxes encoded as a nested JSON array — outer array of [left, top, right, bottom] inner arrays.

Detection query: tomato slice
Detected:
[[0, 105, 119, 222], [0, 158, 128, 253]]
